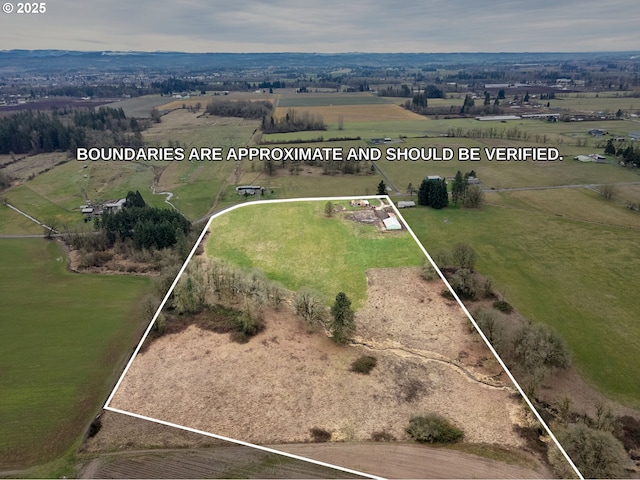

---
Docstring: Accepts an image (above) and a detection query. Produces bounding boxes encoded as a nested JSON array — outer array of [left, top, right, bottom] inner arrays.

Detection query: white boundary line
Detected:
[[388, 197, 584, 480], [104, 407, 383, 479], [103, 195, 583, 480]]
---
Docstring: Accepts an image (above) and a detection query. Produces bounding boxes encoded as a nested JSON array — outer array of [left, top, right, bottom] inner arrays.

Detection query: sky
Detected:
[[1, 0, 639, 53]]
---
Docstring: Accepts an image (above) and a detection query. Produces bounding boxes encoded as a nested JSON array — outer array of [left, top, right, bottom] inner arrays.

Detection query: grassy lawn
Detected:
[[205, 200, 424, 309], [401, 201, 640, 407], [0, 239, 152, 469]]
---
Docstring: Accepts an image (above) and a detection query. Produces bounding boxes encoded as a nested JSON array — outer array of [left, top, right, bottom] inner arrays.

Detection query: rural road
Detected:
[[76, 443, 549, 479]]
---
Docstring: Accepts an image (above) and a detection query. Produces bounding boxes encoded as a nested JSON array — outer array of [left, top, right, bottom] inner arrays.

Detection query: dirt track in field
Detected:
[[107, 267, 550, 478]]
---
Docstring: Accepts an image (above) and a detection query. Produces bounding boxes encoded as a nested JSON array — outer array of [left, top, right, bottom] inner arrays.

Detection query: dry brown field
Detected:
[[107, 266, 551, 477], [274, 104, 426, 123]]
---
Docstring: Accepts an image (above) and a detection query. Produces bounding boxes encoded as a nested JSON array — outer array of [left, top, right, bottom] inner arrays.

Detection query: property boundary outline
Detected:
[[103, 195, 584, 480]]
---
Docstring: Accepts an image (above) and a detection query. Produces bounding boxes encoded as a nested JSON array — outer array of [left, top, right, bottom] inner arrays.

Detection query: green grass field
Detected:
[[0, 203, 43, 235], [277, 93, 392, 107], [205, 200, 424, 309], [401, 199, 640, 407], [0, 239, 152, 469]]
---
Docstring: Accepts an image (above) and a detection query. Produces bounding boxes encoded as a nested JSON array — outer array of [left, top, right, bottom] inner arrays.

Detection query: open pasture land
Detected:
[[0, 203, 43, 235], [615, 183, 640, 206], [0, 152, 68, 182], [106, 95, 176, 118], [261, 118, 432, 144], [274, 103, 425, 125], [376, 138, 639, 191], [552, 92, 640, 115], [204, 201, 424, 308], [3, 159, 169, 231], [0, 239, 152, 469], [401, 196, 640, 407], [145, 109, 257, 219], [277, 93, 393, 108], [3, 184, 83, 230], [232, 171, 380, 202]]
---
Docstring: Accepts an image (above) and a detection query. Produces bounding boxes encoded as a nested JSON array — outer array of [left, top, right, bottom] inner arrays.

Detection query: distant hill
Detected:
[[1, 49, 638, 73]]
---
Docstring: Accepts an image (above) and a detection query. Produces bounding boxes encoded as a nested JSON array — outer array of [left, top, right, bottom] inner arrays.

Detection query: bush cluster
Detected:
[[350, 355, 377, 374], [406, 413, 463, 443], [309, 427, 332, 442]]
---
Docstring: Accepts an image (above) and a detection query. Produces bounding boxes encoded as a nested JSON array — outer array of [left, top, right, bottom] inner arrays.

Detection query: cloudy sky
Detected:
[[1, 0, 639, 53]]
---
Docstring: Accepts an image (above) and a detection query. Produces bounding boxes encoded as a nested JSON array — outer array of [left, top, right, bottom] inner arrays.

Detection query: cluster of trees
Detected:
[[96, 192, 191, 250], [605, 140, 640, 167], [261, 109, 326, 134], [167, 258, 286, 343], [257, 80, 286, 89], [294, 290, 356, 344], [152, 77, 207, 96], [428, 242, 571, 397], [28, 78, 207, 99], [417, 177, 448, 209], [0, 107, 146, 155], [403, 93, 428, 114], [205, 99, 273, 119], [379, 84, 445, 99], [410, 172, 484, 210], [452, 170, 484, 208]]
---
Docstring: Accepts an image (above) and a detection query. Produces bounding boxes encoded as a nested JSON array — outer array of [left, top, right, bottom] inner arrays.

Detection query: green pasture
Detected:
[[551, 92, 640, 114], [260, 119, 432, 144], [144, 111, 259, 220], [277, 94, 392, 107], [0, 239, 152, 469], [375, 138, 639, 191], [3, 184, 82, 229], [157, 157, 237, 221], [401, 198, 640, 407], [29, 160, 166, 209], [205, 201, 424, 309], [2, 159, 172, 231], [0, 203, 43, 235]]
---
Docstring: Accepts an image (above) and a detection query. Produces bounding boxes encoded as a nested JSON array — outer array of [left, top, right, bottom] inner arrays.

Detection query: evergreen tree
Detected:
[[330, 292, 355, 345], [431, 179, 449, 209], [377, 180, 387, 195], [125, 190, 146, 208], [604, 139, 616, 155], [417, 178, 432, 206], [451, 171, 466, 206]]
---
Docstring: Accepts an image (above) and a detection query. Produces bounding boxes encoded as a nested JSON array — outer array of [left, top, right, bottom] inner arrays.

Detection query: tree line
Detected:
[[0, 107, 147, 155], [261, 108, 326, 134], [605, 139, 640, 167], [205, 99, 273, 119]]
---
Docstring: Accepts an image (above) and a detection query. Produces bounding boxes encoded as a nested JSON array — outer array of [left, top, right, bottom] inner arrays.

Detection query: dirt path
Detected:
[[77, 442, 549, 479]]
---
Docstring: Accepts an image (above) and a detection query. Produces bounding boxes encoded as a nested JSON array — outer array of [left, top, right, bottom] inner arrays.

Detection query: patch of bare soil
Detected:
[[278, 443, 549, 479], [108, 267, 548, 477]]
